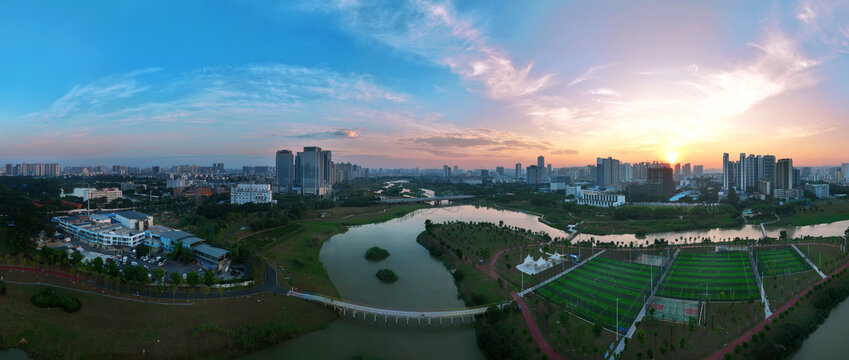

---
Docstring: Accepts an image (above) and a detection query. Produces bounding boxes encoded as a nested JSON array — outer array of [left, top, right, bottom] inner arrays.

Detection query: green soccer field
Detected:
[[657, 251, 759, 301], [535, 257, 656, 331], [756, 247, 811, 276]]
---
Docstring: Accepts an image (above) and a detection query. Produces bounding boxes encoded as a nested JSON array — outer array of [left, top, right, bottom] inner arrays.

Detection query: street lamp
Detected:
[[616, 298, 620, 341]]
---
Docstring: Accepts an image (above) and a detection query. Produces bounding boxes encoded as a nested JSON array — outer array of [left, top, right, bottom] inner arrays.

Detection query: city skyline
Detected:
[[1, 1, 848, 168]]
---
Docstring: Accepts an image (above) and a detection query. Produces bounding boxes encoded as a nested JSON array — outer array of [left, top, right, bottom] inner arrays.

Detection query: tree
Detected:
[[107, 261, 120, 277], [70, 252, 85, 268], [203, 270, 216, 286], [135, 244, 151, 257], [169, 271, 182, 285], [89, 257, 104, 274], [186, 272, 200, 287], [780, 230, 788, 241], [152, 268, 166, 284]]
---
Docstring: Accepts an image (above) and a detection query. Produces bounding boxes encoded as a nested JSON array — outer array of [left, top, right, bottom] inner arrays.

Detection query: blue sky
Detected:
[[1, 0, 848, 168]]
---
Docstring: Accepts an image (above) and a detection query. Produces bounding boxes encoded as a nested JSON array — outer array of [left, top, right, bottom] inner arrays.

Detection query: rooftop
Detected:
[[115, 210, 151, 220]]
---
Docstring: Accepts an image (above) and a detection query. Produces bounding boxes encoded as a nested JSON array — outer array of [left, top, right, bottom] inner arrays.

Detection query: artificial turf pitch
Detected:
[[657, 251, 759, 301], [536, 257, 655, 331], [756, 247, 811, 276]]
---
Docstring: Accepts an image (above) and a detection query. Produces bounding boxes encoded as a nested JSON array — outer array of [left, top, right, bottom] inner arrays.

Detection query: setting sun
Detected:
[[665, 152, 678, 164]]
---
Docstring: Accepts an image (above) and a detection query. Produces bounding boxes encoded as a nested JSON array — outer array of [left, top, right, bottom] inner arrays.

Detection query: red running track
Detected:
[[0, 265, 83, 282], [512, 292, 564, 360]]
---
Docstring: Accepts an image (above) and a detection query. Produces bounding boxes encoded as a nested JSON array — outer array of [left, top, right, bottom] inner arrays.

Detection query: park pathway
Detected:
[[512, 292, 564, 360], [792, 244, 827, 279]]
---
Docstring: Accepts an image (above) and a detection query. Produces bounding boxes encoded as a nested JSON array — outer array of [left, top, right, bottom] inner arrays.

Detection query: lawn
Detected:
[[528, 292, 617, 360], [762, 271, 821, 312], [0, 283, 336, 360], [657, 251, 759, 301], [768, 201, 849, 226], [755, 247, 810, 277], [536, 257, 655, 331], [578, 214, 741, 236], [796, 243, 848, 274]]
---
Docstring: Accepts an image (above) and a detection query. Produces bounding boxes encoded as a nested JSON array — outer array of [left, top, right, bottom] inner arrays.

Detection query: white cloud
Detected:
[[317, 0, 551, 99]]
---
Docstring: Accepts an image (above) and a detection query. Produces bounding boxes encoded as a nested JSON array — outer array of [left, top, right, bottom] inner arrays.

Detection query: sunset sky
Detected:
[[1, 0, 848, 168]]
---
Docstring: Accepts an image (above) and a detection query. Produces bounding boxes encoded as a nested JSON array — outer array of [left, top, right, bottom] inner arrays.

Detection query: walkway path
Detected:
[[792, 244, 827, 279], [512, 292, 564, 360], [288, 289, 499, 325]]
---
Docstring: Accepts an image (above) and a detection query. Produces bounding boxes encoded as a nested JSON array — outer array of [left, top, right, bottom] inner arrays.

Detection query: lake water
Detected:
[[234, 205, 849, 359], [0, 349, 30, 360]]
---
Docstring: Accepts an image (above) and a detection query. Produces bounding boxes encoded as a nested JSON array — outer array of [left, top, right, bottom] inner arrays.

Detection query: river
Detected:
[[792, 290, 849, 360]]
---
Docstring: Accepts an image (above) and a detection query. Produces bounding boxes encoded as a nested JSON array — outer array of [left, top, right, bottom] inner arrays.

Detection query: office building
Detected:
[[682, 163, 691, 177], [674, 163, 681, 178], [297, 146, 330, 196], [83, 188, 123, 202], [537, 156, 545, 169], [628, 162, 674, 201], [805, 183, 829, 198], [577, 192, 626, 207], [774, 158, 794, 191], [515, 163, 522, 179], [596, 157, 620, 186], [231, 183, 274, 205], [443, 165, 451, 177], [275, 150, 294, 193], [693, 165, 704, 175]]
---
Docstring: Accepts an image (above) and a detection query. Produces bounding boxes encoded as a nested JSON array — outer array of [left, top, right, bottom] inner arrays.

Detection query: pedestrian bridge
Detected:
[[287, 289, 508, 326], [379, 195, 475, 204]]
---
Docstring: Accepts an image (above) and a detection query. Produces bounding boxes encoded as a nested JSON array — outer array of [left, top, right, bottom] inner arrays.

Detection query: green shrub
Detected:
[[364, 246, 390, 261], [31, 287, 81, 313], [376, 269, 399, 283]]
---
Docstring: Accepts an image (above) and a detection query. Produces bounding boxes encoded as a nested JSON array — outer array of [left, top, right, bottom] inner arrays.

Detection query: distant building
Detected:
[[774, 158, 793, 191], [674, 163, 681, 178], [231, 183, 274, 205], [628, 162, 674, 201], [549, 176, 571, 191], [682, 163, 691, 177], [596, 157, 620, 186], [496, 166, 505, 176], [515, 163, 522, 179], [526, 165, 545, 185], [297, 146, 331, 196], [577, 192, 626, 207], [722, 153, 730, 189], [115, 211, 154, 231], [84, 188, 123, 202], [275, 150, 294, 193], [443, 165, 451, 177], [805, 183, 829, 198], [758, 179, 772, 196], [693, 165, 704, 176]]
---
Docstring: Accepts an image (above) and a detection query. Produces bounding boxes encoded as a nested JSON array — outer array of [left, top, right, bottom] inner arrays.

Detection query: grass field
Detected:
[[0, 283, 336, 360], [756, 247, 810, 277], [657, 252, 759, 301], [767, 201, 849, 226], [536, 257, 654, 331]]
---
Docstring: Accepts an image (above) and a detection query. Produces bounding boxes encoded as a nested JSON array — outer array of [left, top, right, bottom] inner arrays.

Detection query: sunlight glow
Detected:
[[665, 152, 678, 164]]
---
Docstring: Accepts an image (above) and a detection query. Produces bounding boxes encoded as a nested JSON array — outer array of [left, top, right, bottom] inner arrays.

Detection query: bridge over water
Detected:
[[379, 195, 475, 204], [287, 290, 508, 326]]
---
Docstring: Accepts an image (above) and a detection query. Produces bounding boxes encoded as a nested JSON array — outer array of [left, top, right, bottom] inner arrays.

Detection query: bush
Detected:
[[364, 247, 390, 261], [376, 269, 398, 283], [31, 288, 81, 313]]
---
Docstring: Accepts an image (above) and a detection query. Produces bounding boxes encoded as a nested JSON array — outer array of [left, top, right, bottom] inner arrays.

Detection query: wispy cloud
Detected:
[[289, 129, 360, 139], [400, 128, 576, 158], [312, 0, 551, 99]]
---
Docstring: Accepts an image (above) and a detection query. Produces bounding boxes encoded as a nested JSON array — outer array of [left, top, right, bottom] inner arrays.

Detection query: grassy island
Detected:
[[365, 246, 390, 261], [375, 269, 398, 283], [31, 287, 81, 313]]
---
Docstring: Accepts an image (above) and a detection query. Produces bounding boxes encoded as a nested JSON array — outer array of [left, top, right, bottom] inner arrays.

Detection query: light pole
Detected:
[[616, 298, 620, 341]]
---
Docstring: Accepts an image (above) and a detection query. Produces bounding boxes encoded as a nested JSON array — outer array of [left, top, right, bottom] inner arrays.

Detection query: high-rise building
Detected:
[[515, 163, 522, 179], [674, 163, 681, 178], [537, 156, 545, 169], [546, 164, 552, 177], [620, 163, 633, 182], [453, 165, 459, 176], [496, 167, 504, 176], [4, 164, 11, 175], [842, 163, 849, 184], [682, 163, 691, 177], [693, 165, 703, 175], [596, 157, 620, 186], [746, 154, 758, 190], [648, 162, 675, 197], [297, 146, 329, 196], [722, 153, 730, 189], [774, 158, 793, 191], [762, 155, 776, 183], [738, 153, 747, 191], [275, 150, 294, 192], [443, 165, 451, 177], [526, 165, 545, 184]]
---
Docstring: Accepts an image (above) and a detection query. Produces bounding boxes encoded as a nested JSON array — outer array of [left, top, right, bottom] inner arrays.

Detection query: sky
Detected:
[[1, 0, 848, 169]]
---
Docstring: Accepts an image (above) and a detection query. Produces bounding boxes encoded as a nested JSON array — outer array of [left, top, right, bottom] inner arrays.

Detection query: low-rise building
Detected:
[[83, 188, 123, 202], [805, 183, 829, 198], [577, 192, 626, 207], [230, 183, 274, 204]]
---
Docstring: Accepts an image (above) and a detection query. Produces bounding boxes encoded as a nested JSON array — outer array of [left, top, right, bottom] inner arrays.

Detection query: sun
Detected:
[[665, 152, 678, 164]]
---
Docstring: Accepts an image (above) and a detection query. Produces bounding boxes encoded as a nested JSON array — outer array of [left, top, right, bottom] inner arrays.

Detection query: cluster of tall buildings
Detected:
[[722, 153, 793, 196], [4, 163, 60, 177], [275, 147, 364, 196]]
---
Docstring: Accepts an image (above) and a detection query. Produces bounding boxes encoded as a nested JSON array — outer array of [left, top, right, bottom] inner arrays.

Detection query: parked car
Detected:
[[131, 261, 138, 266], [157, 261, 164, 267]]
